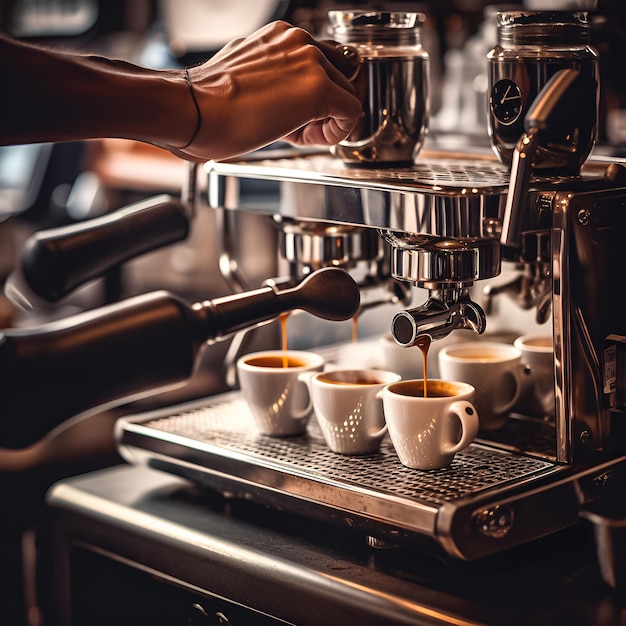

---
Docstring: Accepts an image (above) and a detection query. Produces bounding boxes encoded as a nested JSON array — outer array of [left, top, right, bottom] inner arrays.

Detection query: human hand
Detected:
[[172, 21, 363, 162]]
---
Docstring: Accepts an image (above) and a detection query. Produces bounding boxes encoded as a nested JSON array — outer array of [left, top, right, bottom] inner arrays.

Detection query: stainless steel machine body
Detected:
[[116, 147, 626, 559], [205, 149, 626, 464]]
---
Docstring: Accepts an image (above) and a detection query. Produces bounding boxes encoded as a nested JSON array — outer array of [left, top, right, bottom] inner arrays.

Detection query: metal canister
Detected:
[[487, 11, 599, 172], [328, 10, 430, 167]]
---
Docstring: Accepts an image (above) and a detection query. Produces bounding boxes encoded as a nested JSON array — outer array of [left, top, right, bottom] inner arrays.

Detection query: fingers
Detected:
[[287, 109, 360, 147], [316, 40, 361, 81], [178, 21, 366, 159], [303, 36, 363, 144], [281, 104, 360, 151], [261, 25, 363, 146]]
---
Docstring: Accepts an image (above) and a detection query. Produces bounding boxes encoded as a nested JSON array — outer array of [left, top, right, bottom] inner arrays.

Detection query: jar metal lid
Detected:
[[328, 10, 426, 46], [496, 10, 590, 46]]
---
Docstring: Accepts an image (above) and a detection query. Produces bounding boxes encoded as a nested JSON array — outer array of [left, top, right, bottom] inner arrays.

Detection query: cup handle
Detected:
[[517, 364, 534, 405], [292, 371, 318, 420], [442, 401, 480, 455], [297, 371, 316, 388], [494, 368, 525, 415], [371, 424, 388, 440], [369, 389, 388, 439], [372, 388, 388, 439]]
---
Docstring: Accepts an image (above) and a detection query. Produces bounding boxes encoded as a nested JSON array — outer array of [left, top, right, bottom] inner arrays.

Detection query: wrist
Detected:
[[97, 63, 198, 150], [175, 68, 202, 150]]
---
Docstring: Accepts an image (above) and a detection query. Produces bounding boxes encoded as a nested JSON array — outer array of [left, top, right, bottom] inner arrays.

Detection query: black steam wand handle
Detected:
[[0, 267, 360, 449]]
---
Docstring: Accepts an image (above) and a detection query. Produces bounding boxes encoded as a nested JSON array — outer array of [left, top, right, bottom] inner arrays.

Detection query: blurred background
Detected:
[[1, 1, 626, 624]]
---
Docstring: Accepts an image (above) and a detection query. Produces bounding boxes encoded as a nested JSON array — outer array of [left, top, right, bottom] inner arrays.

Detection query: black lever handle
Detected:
[[16, 194, 190, 303]]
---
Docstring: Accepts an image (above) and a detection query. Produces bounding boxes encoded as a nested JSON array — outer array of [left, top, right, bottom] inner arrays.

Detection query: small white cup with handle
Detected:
[[237, 350, 324, 436], [438, 341, 526, 431], [514, 334, 555, 417], [380, 379, 480, 469], [304, 368, 401, 455]]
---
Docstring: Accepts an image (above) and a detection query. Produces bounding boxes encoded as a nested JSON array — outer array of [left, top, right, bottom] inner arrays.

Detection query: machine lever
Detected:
[[6, 162, 199, 308], [0, 267, 360, 449]]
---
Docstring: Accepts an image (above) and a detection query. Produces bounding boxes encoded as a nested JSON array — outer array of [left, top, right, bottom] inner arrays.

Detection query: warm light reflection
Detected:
[[319, 577, 479, 626]]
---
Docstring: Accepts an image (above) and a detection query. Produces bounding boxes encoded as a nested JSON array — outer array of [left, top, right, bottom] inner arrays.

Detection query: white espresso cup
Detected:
[[514, 334, 555, 417], [237, 350, 324, 436], [304, 368, 401, 455], [381, 379, 479, 470], [438, 341, 525, 431]]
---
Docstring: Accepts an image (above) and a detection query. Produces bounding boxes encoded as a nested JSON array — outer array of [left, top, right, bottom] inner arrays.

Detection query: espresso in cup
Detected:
[[244, 354, 309, 369], [316, 372, 386, 386], [438, 342, 526, 431], [305, 369, 401, 455], [521, 336, 552, 349], [237, 350, 324, 436], [388, 379, 461, 398], [381, 379, 479, 469]]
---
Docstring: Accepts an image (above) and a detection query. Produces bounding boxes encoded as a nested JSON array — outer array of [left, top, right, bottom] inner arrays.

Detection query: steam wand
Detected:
[[488, 69, 584, 324], [500, 69, 581, 250], [0, 267, 360, 449]]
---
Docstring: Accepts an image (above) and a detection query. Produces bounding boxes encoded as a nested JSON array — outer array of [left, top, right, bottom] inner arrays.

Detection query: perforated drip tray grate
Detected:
[[119, 392, 558, 515]]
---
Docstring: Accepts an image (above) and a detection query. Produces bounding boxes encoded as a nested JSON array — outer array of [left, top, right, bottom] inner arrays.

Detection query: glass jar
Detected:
[[328, 10, 430, 166], [487, 11, 598, 172]]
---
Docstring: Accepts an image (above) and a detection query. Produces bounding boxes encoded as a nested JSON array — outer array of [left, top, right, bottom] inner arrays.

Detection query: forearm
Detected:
[[0, 35, 196, 149], [0, 22, 362, 162]]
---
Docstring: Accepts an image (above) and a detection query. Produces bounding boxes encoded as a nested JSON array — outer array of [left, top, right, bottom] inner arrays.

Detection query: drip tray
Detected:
[[117, 391, 563, 557]]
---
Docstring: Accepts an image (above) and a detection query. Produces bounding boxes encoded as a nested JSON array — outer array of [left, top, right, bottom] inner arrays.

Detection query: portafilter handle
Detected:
[[0, 267, 360, 449]]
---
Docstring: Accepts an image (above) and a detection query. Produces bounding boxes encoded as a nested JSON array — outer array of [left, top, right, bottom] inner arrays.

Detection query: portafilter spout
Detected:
[[380, 232, 495, 347], [391, 287, 487, 346], [0, 267, 359, 449]]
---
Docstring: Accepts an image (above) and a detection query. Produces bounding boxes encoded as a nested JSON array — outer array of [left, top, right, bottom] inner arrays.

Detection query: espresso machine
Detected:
[[107, 10, 626, 564], [110, 130, 623, 565], [7, 9, 626, 565]]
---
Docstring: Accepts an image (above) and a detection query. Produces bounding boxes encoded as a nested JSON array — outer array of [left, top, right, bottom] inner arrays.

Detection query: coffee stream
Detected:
[[277, 312, 359, 369], [415, 335, 432, 397], [279, 312, 290, 368], [280, 311, 431, 391]]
